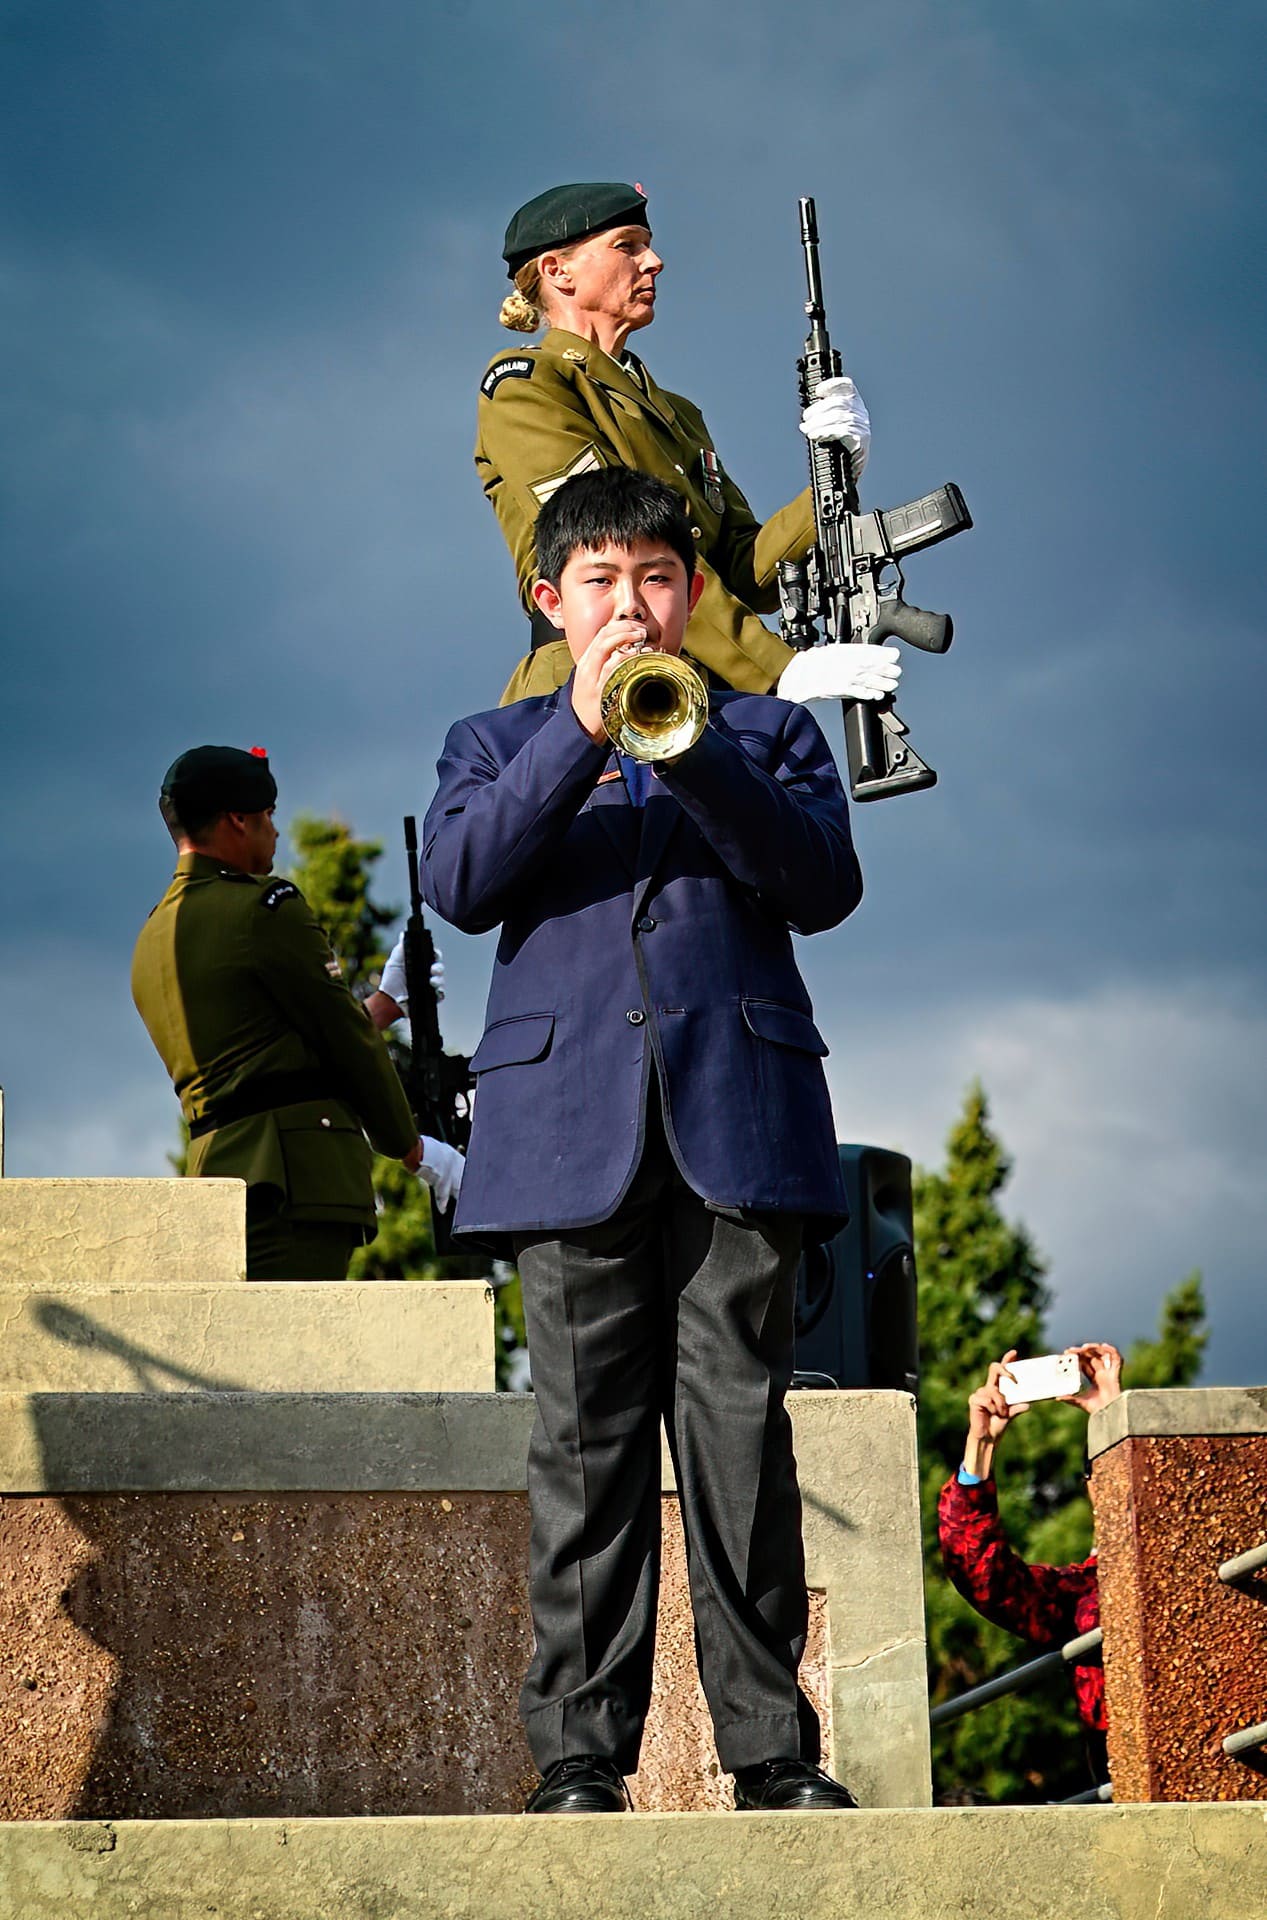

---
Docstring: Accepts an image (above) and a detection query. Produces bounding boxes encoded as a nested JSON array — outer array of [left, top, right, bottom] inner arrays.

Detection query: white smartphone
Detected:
[[998, 1352, 1087, 1406]]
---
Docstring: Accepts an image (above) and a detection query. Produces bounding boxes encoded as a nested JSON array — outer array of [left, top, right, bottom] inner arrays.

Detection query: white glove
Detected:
[[777, 644, 901, 705], [379, 932, 445, 1013], [798, 374, 871, 475], [418, 1136, 464, 1214]]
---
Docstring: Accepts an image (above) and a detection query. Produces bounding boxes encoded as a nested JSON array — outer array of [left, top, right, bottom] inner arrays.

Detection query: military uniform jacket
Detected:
[[131, 852, 418, 1226], [475, 328, 815, 701]]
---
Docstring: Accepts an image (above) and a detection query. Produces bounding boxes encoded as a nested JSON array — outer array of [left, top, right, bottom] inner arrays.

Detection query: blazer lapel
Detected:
[[581, 753, 638, 878], [546, 669, 678, 890], [632, 778, 681, 913]]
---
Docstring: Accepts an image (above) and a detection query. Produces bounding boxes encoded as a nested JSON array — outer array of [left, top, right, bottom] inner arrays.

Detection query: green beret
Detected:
[[503, 181, 649, 278], [160, 744, 278, 817]]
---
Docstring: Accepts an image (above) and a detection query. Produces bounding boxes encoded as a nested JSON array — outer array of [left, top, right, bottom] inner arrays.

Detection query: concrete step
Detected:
[[0, 1280, 495, 1393], [2, 1806, 1263, 1919], [0, 1178, 244, 1285]]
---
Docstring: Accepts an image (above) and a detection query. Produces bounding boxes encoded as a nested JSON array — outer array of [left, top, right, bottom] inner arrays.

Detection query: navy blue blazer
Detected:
[[421, 683, 863, 1244]]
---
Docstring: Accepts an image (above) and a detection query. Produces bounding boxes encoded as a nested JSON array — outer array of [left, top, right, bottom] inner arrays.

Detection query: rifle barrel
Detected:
[[798, 196, 830, 352], [403, 814, 423, 918]]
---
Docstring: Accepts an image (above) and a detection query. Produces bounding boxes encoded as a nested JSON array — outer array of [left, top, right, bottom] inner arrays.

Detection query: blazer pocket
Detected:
[[469, 1012, 556, 1074], [741, 1000, 829, 1056]]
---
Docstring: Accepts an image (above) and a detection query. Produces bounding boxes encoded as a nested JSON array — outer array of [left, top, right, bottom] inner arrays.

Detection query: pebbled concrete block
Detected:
[[0, 1492, 825, 1821], [1094, 1425, 1267, 1802]]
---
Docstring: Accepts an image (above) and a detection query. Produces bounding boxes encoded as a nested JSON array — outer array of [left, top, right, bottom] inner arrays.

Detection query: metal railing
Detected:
[[930, 1627, 1110, 1804], [1218, 1536, 1267, 1764], [1219, 1541, 1267, 1585], [933, 1532, 1266, 1794], [929, 1628, 1103, 1729]]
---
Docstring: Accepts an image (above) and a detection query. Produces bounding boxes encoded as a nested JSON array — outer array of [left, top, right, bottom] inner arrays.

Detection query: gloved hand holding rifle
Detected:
[[366, 817, 473, 1245], [776, 197, 972, 801]]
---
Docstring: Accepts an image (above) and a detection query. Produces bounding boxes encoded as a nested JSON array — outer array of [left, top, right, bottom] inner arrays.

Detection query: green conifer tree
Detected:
[[916, 1083, 1206, 1803], [1125, 1273, 1207, 1388], [288, 814, 398, 985]]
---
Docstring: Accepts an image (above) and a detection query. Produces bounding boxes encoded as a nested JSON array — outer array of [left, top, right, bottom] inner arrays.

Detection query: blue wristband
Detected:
[[957, 1464, 985, 1486]]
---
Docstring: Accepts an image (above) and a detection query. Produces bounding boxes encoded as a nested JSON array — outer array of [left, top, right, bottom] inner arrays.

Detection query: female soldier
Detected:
[[477, 180, 902, 711]]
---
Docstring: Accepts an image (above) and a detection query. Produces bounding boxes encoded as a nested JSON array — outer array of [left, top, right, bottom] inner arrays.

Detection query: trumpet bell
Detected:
[[601, 651, 709, 762]]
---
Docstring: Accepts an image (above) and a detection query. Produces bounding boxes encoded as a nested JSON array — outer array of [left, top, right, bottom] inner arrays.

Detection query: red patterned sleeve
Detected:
[[937, 1474, 1086, 1647]]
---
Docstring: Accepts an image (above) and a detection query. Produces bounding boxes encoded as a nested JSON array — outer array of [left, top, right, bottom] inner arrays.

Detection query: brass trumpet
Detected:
[[600, 649, 709, 762]]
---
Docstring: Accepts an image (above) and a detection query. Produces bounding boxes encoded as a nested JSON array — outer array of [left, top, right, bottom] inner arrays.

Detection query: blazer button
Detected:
[[320, 1116, 332, 1128], [626, 1009, 645, 1025], [636, 916, 656, 933]]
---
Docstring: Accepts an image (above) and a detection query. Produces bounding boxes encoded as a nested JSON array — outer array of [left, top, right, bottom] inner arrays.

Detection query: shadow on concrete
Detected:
[[32, 1300, 244, 1393], [10, 1376, 536, 1821], [5, 1318, 248, 1818], [7, 1321, 839, 1820], [802, 1486, 856, 1531]]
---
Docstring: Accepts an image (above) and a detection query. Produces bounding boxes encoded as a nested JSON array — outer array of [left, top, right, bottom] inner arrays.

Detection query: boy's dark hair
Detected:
[[534, 466, 697, 587]]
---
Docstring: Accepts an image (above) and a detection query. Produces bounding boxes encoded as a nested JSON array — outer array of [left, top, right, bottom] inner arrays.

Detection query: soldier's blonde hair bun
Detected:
[[499, 260, 546, 333]]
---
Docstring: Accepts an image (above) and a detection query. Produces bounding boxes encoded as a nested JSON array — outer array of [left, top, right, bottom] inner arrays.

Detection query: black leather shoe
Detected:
[[525, 1755, 632, 1814], [732, 1759, 858, 1811]]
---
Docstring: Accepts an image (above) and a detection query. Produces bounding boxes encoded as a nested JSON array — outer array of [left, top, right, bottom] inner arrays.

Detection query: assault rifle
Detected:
[[779, 197, 972, 801], [402, 815, 473, 1251]]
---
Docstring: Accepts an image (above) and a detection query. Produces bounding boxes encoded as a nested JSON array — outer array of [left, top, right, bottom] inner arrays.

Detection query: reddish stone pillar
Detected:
[[1090, 1387, 1267, 1802]]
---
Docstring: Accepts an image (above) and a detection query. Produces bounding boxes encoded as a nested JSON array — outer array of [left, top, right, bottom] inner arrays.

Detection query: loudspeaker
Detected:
[[793, 1144, 919, 1393]]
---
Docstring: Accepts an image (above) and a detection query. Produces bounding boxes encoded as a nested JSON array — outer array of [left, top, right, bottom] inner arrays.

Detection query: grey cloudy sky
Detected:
[[2, 1, 1264, 1381]]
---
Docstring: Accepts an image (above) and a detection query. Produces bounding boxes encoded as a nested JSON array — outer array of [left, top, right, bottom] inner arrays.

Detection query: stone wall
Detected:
[[0, 1389, 928, 1814], [0, 1176, 929, 1816]]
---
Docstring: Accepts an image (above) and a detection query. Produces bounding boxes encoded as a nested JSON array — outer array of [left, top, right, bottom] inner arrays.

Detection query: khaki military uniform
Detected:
[[475, 328, 815, 703], [131, 851, 418, 1279]]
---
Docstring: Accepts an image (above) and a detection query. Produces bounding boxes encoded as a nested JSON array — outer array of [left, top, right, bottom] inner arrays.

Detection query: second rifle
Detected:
[[402, 815, 473, 1250]]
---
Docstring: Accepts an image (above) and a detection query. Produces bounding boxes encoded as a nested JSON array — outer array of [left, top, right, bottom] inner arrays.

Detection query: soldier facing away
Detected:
[[131, 744, 462, 1279]]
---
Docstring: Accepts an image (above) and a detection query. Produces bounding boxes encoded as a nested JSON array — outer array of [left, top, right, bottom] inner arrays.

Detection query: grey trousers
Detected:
[[513, 1094, 816, 1776]]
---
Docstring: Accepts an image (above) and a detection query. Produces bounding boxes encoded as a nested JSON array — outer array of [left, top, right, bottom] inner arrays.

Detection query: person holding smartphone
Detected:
[[937, 1342, 1123, 1764]]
